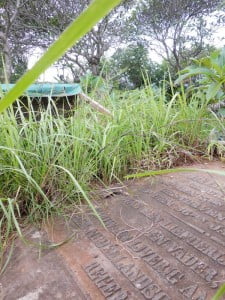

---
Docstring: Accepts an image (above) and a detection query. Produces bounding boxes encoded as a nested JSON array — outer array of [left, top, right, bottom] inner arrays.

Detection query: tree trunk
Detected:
[[90, 64, 100, 76], [0, 32, 12, 82], [3, 40, 12, 82]]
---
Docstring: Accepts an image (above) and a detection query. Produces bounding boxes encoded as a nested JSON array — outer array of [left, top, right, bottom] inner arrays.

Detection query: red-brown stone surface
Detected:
[[1, 162, 225, 299]]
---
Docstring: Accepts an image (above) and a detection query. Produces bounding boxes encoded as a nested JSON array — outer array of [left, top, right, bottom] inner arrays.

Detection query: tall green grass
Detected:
[[0, 88, 218, 207], [0, 83, 223, 269], [0, 0, 224, 296], [0, 0, 123, 265]]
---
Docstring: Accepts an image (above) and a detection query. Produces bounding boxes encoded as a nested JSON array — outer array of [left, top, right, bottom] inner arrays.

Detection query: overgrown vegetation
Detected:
[[0, 82, 224, 262], [1, 0, 225, 297], [0, 0, 123, 270], [176, 47, 225, 103]]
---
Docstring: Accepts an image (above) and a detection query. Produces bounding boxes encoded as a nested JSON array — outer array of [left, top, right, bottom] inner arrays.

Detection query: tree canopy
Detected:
[[0, 0, 225, 85], [107, 43, 166, 89], [133, 0, 224, 72]]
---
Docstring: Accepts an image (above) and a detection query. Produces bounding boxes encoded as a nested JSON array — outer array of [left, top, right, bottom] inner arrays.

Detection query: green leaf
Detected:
[[218, 108, 225, 116], [206, 82, 222, 100], [175, 67, 215, 85], [218, 47, 225, 68], [54, 165, 105, 228], [124, 168, 198, 179], [124, 167, 225, 179], [0, 0, 122, 113], [207, 49, 225, 74], [211, 50, 220, 60], [212, 284, 225, 300], [198, 57, 212, 68]]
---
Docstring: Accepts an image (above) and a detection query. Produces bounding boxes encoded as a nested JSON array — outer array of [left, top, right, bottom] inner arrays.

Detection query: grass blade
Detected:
[[54, 165, 105, 227], [124, 168, 198, 179], [0, 241, 14, 276], [212, 284, 225, 300], [125, 168, 225, 179], [0, 0, 122, 112]]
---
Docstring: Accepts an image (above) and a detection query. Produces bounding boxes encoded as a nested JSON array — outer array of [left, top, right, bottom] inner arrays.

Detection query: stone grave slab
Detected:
[[59, 170, 225, 300], [2, 166, 225, 299]]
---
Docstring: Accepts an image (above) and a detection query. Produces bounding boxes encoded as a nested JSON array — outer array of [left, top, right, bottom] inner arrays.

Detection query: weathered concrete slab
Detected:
[[2, 163, 225, 300], [0, 229, 88, 299]]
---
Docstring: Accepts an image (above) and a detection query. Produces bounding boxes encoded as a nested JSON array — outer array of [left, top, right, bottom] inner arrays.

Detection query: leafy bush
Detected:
[[175, 47, 225, 102], [105, 44, 166, 89]]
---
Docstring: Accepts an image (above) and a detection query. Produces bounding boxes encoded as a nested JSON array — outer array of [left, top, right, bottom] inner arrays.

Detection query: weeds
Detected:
[[0, 0, 224, 295], [0, 83, 223, 268]]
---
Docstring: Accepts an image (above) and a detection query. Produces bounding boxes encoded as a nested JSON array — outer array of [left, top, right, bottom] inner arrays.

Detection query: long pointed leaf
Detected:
[[212, 284, 225, 300], [175, 67, 215, 84], [206, 82, 222, 100], [0, 0, 122, 112], [124, 167, 225, 179], [54, 165, 105, 227]]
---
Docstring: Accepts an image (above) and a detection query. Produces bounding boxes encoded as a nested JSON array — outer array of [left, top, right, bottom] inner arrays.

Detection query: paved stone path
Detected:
[[1, 163, 225, 299]]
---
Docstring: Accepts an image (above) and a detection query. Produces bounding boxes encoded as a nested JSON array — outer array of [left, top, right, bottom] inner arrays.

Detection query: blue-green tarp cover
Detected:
[[0, 83, 82, 97]]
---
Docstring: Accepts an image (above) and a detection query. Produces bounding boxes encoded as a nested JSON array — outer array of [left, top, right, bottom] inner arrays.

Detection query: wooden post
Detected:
[[79, 93, 112, 117]]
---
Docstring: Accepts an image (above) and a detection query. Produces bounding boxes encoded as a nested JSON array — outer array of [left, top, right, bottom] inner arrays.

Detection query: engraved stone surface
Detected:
[[2, 164, 225, 299], [77, 168, 225, 300]]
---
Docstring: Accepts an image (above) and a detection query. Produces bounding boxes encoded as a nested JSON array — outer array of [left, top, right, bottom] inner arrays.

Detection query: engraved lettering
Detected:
[[144, 254, 163, 266], [86, 229, 102, 239], [177, 207, 196, 217], [118, 264, 135, 276], [95, 210, 122, 235], [95, 236, 111, 248], [153, 194, 174, 206], [88, 267, 107, 280], [129, 241, 149, 253], [117, 263, 171, 299], [153, 260, 170, 273], [121, 265, 151, 290], [96, 276, 113, 287], [108, 225, 121, 235], [117, 231, 133, 242], [216, 255, 225, 266], [190, 262, 207, 274], [102, 282, 121, 297], [166, 270, 184, 284], [134, 277, 152, 290], [163, 220, 225, 266], [165, 241, 182, 253], [179, 284, 198, 298], [181, 254, 198, 267], [85, 261, 99, 273], [152, 229, 218, 285], [86, 230, 170, 299], [107, 290, 128, 300], [72, 215, 91, 229], [153, 292, 170, 300], [148, 229, 170, 246], [105, 246, 121, 260], [208, 222, 225, 237], [141, 284, 160, 299], [84, 262, 128, 299], [203, 268, 218, 282]]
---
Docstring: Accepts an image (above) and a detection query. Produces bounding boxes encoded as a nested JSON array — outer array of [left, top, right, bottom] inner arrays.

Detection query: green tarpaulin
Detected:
[[0, 83, 82, 97]]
